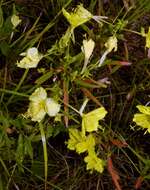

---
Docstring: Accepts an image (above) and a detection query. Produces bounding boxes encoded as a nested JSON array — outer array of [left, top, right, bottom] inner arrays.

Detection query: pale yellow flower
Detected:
[[104, 36, 118, 53], [29, 87, 47, 102], [25, 87, 60, 122], [99, 36, 117, 66], [45, 98, 61, 117], [11, 14, 21, 28], [81, 39, 95, 73], [17, 47, 43, 69], [62, 4, 93, 29], [27, 100, 46, 122]]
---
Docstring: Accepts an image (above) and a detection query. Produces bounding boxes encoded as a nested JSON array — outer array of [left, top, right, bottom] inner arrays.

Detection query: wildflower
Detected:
[[25, 87, 60, 122], [62, 4, 93, 29], [133, 105, 150, 133], [16, 47, 43, 69], [84, 152, 105, 173], [104, 36, 117, 53], [82, 107, 107, 133], [81, 39, 95, 74], [98, 36, 118, 66], [11, 14, 21, 28]]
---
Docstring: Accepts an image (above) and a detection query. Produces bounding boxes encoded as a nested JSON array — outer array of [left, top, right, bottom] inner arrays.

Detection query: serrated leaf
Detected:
[[82, 107, 107, 132]]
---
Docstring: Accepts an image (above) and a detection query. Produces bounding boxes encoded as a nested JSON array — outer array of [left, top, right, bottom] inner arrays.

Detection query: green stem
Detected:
[[39, 122, 48, 190], [123, 28, 142, 36], [0, 88, 29, 97], [128, 145, 146, 164], [6, 68, 29, 105]]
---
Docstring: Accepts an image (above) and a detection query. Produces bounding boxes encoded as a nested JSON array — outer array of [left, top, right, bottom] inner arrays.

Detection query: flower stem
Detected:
[[39, 122, 48, 190]]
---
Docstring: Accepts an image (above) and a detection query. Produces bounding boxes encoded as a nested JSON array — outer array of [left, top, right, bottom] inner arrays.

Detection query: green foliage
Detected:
[[0, 4, 4, 28]]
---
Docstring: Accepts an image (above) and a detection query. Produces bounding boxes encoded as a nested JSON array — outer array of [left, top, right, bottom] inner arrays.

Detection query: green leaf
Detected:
[[24, 136, 33, 160], [0, 41, 10, 56], [82, 107, 107, 132], [16, 134, 24, 172], [35, 71, 53, 85], [0, 5, 4, 28]]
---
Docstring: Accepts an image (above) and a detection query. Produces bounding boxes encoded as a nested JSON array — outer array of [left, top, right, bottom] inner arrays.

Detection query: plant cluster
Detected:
[[0, 1, 150, 189]]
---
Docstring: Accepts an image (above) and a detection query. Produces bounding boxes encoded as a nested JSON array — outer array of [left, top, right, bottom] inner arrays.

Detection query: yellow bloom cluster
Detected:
[[67, 107, 107, 173]]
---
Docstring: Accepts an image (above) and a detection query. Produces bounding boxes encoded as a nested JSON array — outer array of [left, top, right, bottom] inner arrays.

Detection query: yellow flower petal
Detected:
[[16, 47, 43, 69], [84, 153, 105, 173], [81, 38, 95, 73], [11, 14, 21, 28], [105, 36, 118, 53], [136, 105, 150, 115], [26, 100, 46, 122], [45, 98, 60, 117], [62, 4, 93, 28], [82, 39, 95, 60], [29, 87, 47, 102], [133, 113, 150, 132], [76, 134, 95, 154], [67, 128, 84, 151], [82, 107, 107, 132]]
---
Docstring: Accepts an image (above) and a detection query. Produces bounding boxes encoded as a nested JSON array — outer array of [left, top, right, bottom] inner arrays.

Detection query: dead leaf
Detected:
[[82, 88, 102, 106], [111, 139, 128, 148], [135, 176, 144, 189], [63, 80, 69, 127], [107, 157, 122, 190]]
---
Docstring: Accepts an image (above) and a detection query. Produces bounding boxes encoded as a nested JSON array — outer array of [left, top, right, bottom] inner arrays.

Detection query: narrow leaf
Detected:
[[0, 5, 4, 28]]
